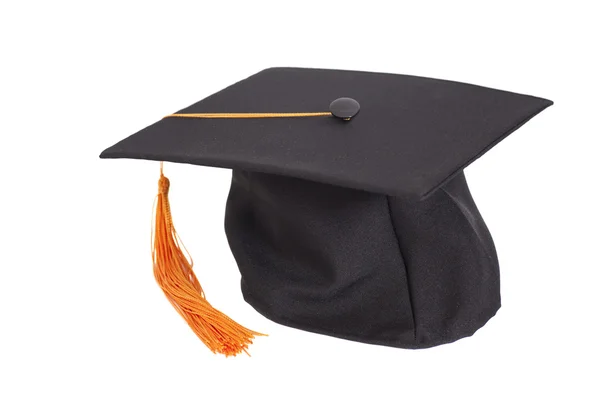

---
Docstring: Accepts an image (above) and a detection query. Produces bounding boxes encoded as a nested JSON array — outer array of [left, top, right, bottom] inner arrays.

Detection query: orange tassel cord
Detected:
[[151, 163, 265, 356]]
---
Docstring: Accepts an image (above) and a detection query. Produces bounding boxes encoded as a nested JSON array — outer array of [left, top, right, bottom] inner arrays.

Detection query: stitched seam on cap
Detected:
[[385, 195, 418, 342]]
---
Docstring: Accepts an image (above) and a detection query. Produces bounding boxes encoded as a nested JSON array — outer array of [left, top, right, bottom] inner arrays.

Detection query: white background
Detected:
[[1, 1, 598, 398]]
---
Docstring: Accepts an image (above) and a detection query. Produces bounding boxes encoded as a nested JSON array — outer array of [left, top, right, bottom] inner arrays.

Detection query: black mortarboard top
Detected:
[[100, 67, 552, 355]]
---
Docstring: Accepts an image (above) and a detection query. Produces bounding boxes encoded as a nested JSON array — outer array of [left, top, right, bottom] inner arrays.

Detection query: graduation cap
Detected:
[[100, 67, 552, 355]]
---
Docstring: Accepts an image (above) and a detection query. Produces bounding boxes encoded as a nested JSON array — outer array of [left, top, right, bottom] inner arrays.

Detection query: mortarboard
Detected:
[[100, 67, 552, 355]]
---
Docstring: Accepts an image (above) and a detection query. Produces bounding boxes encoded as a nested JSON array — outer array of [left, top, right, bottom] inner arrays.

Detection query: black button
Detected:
[[329, 97, 360, 120]]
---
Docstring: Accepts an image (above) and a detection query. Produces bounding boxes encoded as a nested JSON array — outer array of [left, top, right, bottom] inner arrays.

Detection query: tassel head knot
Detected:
[[158, 174, 170, 194]]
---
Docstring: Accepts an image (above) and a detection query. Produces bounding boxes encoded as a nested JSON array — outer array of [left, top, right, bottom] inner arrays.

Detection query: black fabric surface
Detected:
[[226, 170, 499, 348], [100, 67, 552, 198]]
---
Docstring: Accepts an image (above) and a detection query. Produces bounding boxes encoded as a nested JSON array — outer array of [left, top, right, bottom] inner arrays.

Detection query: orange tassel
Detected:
[[151, 163, 264, 356]]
